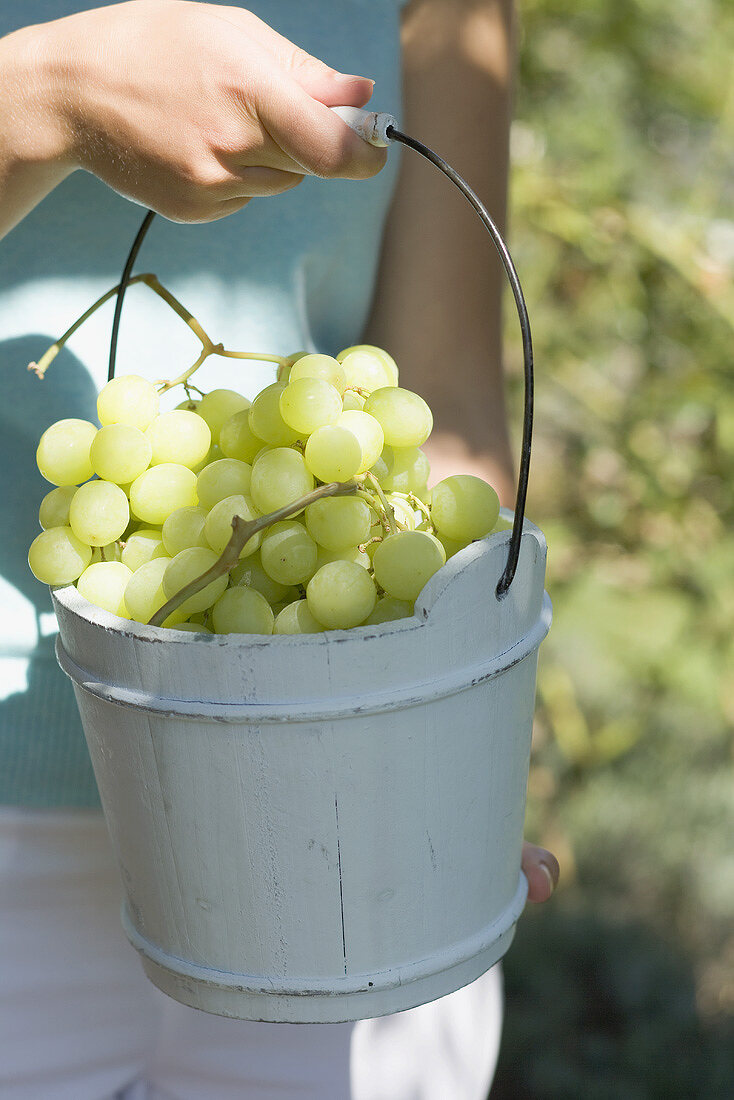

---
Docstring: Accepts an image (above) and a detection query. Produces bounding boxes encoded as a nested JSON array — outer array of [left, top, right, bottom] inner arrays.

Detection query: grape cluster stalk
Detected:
[[27, 279, 505, 635]]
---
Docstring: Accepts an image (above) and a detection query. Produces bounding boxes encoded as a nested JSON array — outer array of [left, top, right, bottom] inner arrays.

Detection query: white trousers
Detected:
[[0, 808, 503, 1100]]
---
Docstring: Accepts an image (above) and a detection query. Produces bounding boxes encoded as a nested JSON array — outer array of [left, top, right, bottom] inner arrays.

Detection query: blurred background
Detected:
[[493, 0, 734, 1095]]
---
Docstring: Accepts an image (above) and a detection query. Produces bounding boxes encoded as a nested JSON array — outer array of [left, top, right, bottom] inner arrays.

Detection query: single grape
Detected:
[[39, 485, 78, 530], [196, 458, 252, 510], [76, 561, 133, 617], [436, 532, 470, 559], [211, 587, 274, 635], [250, 448, 314, 515], [364, 596, 414, 625], [372, 530, 446, 602], [161, 506, 209, 557], [28, 527, 92, 585], [173, 621, 213, 634], [316, 544, 371, 570], [279, 377, 342, 435], [380, 446, 431, 494], [196, 389, 250, 444], [219, 409, 263, 463], [129, 464, 198, 525], [337, 348, 394, 392], [304, 426, 361, 484], [369, 455, 390, 481], [230, 554, 298, 605], [273, 599, 325, 635], [306, 561, 376, 629], [305, 496, 371, 550], [90, 424, 152, 484], [69, 481, 129, 546], [145, 410, 211, 469], [491, 514, 514, 533], [97, 375, 159, 431], [341, 390, 365, 412], [162, 547, 229, 617], [248, 384, 301, 446], [430, 475, 500, 541], [121, 528, 167, 571], [260, 521, 318, 586], [337, 344, 398, 386], [363, 388, 433, 448], [204, 493, 261, 556], [124, 556, 181, 626], [36, 419, 97, 486], [288, 353, 346, 395], [337, 411, 384, 473]]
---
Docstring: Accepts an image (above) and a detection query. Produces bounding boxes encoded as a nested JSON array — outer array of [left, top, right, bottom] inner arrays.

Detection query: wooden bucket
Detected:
[[52, 514, 550, 1023]]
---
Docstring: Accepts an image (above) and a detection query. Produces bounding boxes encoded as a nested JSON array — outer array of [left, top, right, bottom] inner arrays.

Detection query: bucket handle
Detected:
[[107, 122, 534, 599]]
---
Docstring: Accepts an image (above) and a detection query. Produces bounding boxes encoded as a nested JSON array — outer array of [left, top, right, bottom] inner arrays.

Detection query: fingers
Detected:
[[521, 841, 560, 904]]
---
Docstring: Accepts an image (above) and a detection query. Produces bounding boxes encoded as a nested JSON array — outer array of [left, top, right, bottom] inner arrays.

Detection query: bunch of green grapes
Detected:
[[29, 345, 507, 635]]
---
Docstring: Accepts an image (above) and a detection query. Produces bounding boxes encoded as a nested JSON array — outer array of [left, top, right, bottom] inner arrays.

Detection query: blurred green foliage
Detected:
[[494, 0, 734, 1094]]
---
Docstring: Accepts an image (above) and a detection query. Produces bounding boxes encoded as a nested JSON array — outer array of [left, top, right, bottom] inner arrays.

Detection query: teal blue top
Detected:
[[0, 1, 403, 806]]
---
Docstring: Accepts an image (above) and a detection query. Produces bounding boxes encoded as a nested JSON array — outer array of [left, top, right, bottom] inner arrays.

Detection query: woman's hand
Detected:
[[522, 842, 560, 903], [0, 1, 385, 236]]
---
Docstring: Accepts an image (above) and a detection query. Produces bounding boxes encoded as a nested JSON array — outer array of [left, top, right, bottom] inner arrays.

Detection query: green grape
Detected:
[[248, 384, 301, 446], [36, 419, 97, 486], [196, 458, 253, 510], [278, 351, 309, 384], [219, 409, 264, 463], [250, 448, 314, 515], [204, 493, 261, 556], [260, 520, 318, 586], [369, 455, 390, 481], [129, 464, 198, 525], [337, 347, 395, 392], [145, 410, 211, 469], [337, 411, 384, 473], [175, 398, 200, 413], [304, 426, 361, 483], [316, 544, 371, 570], [97, 375, 159, 431], [491, 514, 514, 533], [196, 389, 250, 444], [288, 353, 347, 395], [430, 475, 500, 541], [341, 390, 365, 412], [173, 621, 213, 634], [436, 532, 470, 559], [363, 388, 433, 448], [274, 599, 325, 635], [39, 485, 78, 530], [123, 556, 182, 625], [90, 542, 123, 564], [380, 447, 431, 494], [76, 561, 133, 617], [230, 554, 298, 605], [305, 496, 371, 550], [306, 561, 376, 629], [90, 424, 152, 484], [337, 344, 398, 386], [372, 530, 446, 602], [28, 527, 92, 585], [121, 528, 167, 571], [279, 377, 342, 435], [211, 587, 274, 635], [364, 596, 414, 625], [161, 506, 209, 556], [69, 480, 129, 546], [162, 547, 229, 617], [385, 493, 417, 531]]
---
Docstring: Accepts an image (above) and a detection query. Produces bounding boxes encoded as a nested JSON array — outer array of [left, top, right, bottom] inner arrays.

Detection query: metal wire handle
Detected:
[[107, 118, 534, 597]]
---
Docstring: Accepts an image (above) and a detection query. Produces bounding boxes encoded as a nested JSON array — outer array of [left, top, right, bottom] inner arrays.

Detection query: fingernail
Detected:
[[539, 862, 556, 894], [335, 73, 375, 86]]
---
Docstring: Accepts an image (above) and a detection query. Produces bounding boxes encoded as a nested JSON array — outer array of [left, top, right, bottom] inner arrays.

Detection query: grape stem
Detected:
[[365, 473, 398, 536], [28, 273, 288, 384], [406, 491, 433, 530], [148, 479, 358, 627]]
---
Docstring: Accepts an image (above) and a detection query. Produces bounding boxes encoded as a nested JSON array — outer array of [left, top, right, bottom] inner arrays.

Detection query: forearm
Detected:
[[0, 24, 75, 239], [366, 0, 515, 505]]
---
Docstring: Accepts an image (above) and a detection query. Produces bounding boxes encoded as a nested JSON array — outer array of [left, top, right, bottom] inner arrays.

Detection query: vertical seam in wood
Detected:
[[334, 793, 347, 976]]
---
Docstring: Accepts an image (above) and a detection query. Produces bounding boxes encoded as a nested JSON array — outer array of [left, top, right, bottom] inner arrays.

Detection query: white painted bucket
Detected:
[[52, 513, 550, 1023]]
